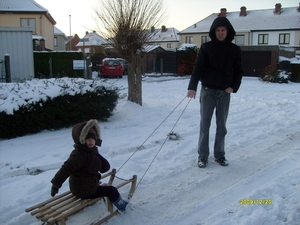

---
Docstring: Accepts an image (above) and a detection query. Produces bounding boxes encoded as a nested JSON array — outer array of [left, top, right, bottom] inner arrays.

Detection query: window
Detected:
[[21, 18, 36, 33], [235, 35, 245, 45], [185, 36, 193, 43], [167, 43, 172, 48], [201, 36, 210, 44], [279, 33, 290, 44], [54, 37, 58, 46], [258, 34, 268, 44]]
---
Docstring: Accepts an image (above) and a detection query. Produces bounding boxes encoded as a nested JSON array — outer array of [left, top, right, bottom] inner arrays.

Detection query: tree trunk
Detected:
[[127, 53, 142, 105]]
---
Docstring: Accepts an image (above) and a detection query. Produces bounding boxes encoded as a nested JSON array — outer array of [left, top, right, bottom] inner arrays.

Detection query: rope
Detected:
[[116, 96, 188, 173], [134, 97, 191, 189]]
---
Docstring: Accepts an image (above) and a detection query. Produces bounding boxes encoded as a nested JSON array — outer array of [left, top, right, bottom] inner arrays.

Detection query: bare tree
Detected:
[[93, 0, 167, 105]]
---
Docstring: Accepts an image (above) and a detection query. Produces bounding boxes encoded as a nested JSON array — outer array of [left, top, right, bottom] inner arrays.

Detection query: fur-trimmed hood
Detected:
[[72, 119, 102, 146]]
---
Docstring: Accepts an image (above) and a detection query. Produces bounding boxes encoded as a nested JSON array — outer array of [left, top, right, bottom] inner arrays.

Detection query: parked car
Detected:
[[98, 58, 123, 78], [116, 58, 128, 75]]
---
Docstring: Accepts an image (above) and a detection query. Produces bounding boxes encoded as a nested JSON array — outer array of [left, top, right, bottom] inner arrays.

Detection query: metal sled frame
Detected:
[[25, 169, 137, 225]]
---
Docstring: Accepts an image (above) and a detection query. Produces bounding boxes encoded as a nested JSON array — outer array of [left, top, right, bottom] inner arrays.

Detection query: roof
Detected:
[[54, 26, 64, 35], [180, 6, 300, 34], [0, 0, 47, 12], [142, 45, 165, 53], [147, 27, 180, 43], [32, 35, 45, 40], [0, 0, 56, 25], [76, 31, 107, 47]]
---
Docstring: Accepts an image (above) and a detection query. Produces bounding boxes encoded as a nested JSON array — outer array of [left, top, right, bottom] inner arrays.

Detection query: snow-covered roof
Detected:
[[142, 45, 165, 53], [32, 35, 45, 40], [54, 27, 64, 35], [0, 0, 56, 25], [0, 0, 47, 12], [75, 31, 107, 47], [180, 6, 300, 34], [147, 27, 180, 43]]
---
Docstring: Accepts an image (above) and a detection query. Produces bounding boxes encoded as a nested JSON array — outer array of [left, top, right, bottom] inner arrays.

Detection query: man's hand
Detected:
[[187, 90, 196, 99], [225, 87, 234, 93]]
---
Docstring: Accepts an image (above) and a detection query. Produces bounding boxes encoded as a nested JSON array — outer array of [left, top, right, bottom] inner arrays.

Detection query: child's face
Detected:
[[86, 138, 96, 148]]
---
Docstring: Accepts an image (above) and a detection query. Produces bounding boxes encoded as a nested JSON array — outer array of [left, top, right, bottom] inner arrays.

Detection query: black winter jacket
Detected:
[[188, 17, 243, 92], [51, 144, 110, 198], [51, 120, 110, 198]]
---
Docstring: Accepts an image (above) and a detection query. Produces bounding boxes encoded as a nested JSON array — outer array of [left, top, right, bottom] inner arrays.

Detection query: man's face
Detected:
[[215, 26, 228, 41]]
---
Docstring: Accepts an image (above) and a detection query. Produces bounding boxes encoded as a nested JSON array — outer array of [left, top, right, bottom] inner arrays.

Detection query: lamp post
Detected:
[[69, 15, 71, 51], [80, 38, 89, 78]]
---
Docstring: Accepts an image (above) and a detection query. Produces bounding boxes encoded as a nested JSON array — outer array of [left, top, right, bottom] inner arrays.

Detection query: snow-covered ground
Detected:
[[1, 75, 300, 225]]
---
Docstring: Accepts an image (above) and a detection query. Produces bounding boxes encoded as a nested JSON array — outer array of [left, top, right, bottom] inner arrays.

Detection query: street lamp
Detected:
[[80, 38, 89, 78], [69, 15, 71, 51]]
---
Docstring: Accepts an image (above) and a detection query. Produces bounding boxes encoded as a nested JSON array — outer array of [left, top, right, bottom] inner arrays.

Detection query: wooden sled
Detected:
[[25, 169, 137, 225]]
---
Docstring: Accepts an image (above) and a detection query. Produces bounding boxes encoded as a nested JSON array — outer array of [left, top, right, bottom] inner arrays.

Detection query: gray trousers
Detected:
[[198, 86, 230, 160]]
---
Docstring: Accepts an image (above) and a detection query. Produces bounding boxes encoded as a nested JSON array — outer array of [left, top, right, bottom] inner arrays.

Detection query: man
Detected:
[[187, 17, 243, 168]]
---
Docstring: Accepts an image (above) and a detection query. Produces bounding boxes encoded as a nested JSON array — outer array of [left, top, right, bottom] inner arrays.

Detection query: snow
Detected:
[[1, 74, 300, 225]]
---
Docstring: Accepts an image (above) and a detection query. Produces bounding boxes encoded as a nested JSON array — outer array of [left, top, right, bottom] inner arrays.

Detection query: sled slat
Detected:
[[25, 169, 137, 225]]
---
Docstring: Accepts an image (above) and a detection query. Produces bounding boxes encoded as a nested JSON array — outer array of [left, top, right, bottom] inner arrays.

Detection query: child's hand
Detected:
[[51, 185, 59, 197]]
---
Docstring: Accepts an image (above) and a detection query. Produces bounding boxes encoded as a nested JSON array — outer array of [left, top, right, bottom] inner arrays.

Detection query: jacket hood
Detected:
[[72, 119, 102, 146], [209, 17, 236, 43]]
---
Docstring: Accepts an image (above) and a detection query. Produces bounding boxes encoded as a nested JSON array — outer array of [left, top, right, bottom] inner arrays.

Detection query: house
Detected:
[[75, 31, 107, 55], [147, 26, 180, 50], [179, 3, 300, 48], [54, 26, 67, 51], [179, 3, 300, 76], [0, 0, 56, 50], [66, 34, 80, 51]]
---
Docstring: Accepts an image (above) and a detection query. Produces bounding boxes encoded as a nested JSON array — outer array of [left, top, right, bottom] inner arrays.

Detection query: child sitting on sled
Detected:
[[50, 119, 128, 212]]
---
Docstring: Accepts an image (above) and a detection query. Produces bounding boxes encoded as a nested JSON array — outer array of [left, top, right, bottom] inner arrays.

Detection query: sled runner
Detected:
[[25, 169, 137, 225]]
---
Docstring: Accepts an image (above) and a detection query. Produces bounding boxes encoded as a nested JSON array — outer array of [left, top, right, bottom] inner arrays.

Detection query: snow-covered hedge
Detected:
[[0, 78, 119, 139]]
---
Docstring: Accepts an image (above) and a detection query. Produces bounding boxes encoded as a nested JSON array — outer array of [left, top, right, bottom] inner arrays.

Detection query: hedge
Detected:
[[0, 87, 119, 139]]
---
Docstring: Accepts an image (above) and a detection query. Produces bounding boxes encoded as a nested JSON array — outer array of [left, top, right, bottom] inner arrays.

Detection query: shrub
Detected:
[[177, 46, 197, 75], [0, 86, 119, 139], [260, 65, 289, 83]]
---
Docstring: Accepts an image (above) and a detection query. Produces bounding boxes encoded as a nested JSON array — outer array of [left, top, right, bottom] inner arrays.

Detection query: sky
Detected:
[[35, 0, 299, 37], [1, 74, 300, 225]]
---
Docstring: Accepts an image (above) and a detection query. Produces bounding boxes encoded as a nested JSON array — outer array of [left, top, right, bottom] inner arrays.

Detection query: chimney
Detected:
[[161, 25, 167, 32], [86, 31, 88, 35], [151, 26, 155, 32], [297, 3, 300, 12], [218, 8, 227, 17], [274, 3, 282, 14], [240, 6, 247, 16]]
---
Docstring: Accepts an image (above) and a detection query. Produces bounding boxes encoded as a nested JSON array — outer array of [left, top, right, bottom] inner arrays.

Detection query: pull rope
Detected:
[[116, 96, 188, 173], [134, 97, 191, 189]]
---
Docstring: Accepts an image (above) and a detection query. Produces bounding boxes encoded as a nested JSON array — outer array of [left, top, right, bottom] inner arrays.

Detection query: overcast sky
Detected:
[[35, 0, 298, 37]]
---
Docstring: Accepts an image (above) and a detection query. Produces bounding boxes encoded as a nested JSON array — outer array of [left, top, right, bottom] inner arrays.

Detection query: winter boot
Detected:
[[215, 157, 228, 166], [112, 196, 128, 212], [198, 158, 208, 168]]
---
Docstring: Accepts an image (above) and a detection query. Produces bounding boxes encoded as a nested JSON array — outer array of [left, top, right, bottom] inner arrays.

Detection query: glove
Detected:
[[51, 185, 59, 197]]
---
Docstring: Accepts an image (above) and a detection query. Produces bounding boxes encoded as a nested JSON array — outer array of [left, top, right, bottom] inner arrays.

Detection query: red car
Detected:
[[98, 58, 123, 78]]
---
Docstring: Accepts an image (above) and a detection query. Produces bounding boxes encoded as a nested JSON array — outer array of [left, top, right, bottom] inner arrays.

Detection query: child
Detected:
[[50, 119, 128, 212]]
